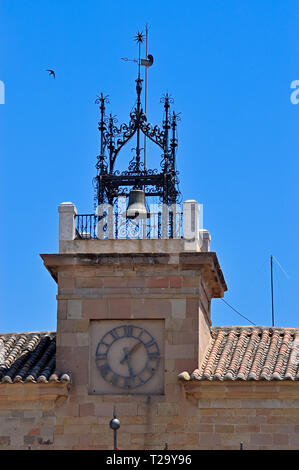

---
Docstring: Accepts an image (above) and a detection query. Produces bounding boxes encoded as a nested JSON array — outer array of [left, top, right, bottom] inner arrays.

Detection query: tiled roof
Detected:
[[0, 332, 71, 384], [3, 326, 299, 385], [179, 326, 299, 382]]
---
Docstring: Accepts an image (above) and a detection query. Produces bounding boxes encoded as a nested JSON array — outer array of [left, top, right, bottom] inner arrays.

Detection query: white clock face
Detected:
[[95, 325, 160, 389], [89, 319, 164, 395]]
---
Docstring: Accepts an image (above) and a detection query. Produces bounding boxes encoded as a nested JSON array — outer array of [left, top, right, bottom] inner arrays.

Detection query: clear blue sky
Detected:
[[1, 0, 298, 333]]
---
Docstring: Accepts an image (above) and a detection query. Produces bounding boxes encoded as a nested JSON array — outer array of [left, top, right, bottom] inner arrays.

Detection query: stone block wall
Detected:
[[181, 382, 299, 450], [0, 383, 68, 449], [1, 382, 299, 449]]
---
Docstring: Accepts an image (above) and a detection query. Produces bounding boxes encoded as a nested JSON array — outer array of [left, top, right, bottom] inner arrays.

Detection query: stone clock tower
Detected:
[[41, 33, 227, 449], [43, 215, 226, 392]]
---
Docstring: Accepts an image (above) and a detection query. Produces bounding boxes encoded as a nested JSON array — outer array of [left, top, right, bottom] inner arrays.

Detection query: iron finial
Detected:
[[134, 31, 144, 43]]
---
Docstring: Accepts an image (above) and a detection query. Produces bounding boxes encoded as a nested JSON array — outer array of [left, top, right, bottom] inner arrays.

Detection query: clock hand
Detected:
[[120, 347, 129, 365], [128, 341, 142, 356], [126, 354, 134, 378], [120, 341, 141, 365], [120, 347, 134, 377]]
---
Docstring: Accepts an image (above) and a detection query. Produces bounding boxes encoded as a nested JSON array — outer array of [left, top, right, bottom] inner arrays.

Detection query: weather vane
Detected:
[[121, 28, 154, 74], [121, 26, 154, 169]]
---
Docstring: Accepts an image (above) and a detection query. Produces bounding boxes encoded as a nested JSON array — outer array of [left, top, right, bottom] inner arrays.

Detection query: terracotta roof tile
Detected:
[[180, 326, 299, 382], [0, 332, 71, 384]]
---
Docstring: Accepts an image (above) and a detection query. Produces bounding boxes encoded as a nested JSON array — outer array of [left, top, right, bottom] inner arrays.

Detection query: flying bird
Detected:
[[46, 69, 55, 79]]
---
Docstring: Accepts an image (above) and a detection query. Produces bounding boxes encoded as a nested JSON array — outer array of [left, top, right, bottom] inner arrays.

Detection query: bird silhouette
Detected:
[[141, 54, 154, 67], [46, 69, 55, 79]]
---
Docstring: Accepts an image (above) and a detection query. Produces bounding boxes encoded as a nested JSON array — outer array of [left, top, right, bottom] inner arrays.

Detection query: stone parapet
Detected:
[[58, 200, 209, 254]]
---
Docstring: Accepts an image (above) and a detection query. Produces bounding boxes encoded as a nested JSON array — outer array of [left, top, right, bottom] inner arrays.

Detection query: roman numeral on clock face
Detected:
[[109, 328, 120, 340], [148, 350, 160, 359], [123, 325, 133, 337], [110, 373, 119, 386], [123, 376, 132, 388], [99, 362, 110, 377], [96, 352, 108, 361]]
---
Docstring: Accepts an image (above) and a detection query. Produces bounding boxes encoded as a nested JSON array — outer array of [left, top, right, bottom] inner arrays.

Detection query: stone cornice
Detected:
[[0, 382, 70, 401], [40, 251, 227, 298], [180, 380, 299, 401]]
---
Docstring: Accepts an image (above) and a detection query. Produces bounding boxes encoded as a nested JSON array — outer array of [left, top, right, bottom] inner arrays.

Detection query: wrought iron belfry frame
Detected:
[[93, 32, 181, 209]]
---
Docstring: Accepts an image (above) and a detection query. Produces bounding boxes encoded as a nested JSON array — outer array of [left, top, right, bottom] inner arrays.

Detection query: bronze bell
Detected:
[[126, 189, 148, 219]]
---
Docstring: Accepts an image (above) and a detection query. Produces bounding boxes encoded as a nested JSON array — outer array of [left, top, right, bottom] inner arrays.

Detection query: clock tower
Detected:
[[41, 31, 226, 448]]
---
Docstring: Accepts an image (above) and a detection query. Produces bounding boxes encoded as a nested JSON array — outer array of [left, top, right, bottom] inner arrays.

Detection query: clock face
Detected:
[[95, 324, 160, 390]]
